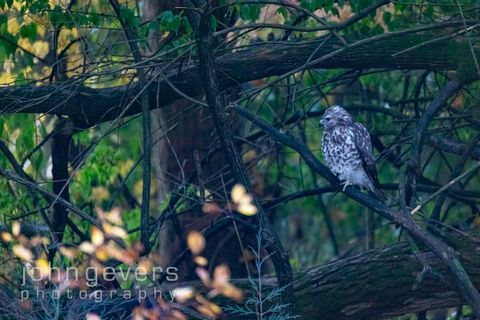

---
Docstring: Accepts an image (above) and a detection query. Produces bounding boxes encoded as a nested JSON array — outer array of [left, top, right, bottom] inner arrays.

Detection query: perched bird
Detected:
[[320, 105, 386, 200]]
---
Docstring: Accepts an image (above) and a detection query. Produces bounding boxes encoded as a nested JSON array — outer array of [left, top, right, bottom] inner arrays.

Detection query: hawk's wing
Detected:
[[352, 122, 380, 186]]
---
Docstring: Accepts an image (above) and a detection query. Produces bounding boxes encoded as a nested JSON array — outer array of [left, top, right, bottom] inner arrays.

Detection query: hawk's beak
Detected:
[[319, 119, 325, 126]]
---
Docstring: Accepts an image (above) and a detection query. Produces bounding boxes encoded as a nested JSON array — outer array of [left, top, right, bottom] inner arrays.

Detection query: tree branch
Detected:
[[0, 168, 102, 229], [0, 27, 477, 126]]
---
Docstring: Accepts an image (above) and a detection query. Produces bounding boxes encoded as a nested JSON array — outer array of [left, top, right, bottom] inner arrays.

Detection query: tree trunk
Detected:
[[142, 0, 250, 279]]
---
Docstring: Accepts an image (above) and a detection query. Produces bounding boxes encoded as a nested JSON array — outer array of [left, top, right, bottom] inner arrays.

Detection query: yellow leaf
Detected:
[[202, 202, 222, 215], [95, 247, 108, 262], [187, 231, 205, 255], [242, 149, 257, 163], [103, 223, 127, 239], [31, 236, 49, 246], [137, 259, 153, 273], [119, 159, 134, 177], [171, 286, 194, 303], [12, 245, 33, 262], [31, 41, 49, 59], [1, 232, 12, 242], [221, 284, 243, 302], [12, 221, 21, 236], [91, 227, 104, 246], [213, 264, 230, 286], [196, 267, 211, 286], [238, 193, 253, 205], [196, 300, 222, 317], [35, 258, 51, 279], [92, 187, 110, 201], [194, 256, 208, 266], [237, 203, 257, 216], [231, 184, 247, 204], [105, 207, 123, 225], [79, 242, 95, 254], [59, 246, 78, 259], [7, 19, 20, 35], [105, 242, 135, 264]]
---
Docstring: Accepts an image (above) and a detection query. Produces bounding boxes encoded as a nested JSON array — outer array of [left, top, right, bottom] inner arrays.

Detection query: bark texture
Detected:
[[285, 234, 480, 319], [0, 32, 474, 126], [212, 232, 480, 319]]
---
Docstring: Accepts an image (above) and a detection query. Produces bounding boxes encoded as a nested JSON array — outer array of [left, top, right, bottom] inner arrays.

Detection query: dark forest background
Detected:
[[1, 0, 480, 319]]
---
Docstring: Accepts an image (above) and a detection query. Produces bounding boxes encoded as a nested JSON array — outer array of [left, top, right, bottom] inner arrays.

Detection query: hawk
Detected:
[[320, 105, 385, 200]]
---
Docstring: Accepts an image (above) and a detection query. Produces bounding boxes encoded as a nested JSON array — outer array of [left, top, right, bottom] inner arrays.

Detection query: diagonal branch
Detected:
[[0, 168, 101, 229]]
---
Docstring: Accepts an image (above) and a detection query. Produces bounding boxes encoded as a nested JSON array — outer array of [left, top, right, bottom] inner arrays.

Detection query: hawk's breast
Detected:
[[322, 126, 362, 179]]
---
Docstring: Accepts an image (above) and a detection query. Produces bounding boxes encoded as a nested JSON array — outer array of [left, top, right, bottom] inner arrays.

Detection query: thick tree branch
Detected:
[[0, 27, 477, 126], [250, 231, 480, 319], [428, 135, 480, 160]]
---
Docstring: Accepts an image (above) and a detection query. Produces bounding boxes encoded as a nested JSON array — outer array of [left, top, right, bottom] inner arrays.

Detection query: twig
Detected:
[[108, 0, 153, 253], [411, 162, 480, 215], [456, 0, 480, 77], [0, 168, 101, 228]]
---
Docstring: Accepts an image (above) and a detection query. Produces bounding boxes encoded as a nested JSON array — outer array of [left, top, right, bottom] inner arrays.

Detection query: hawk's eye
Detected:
[[324, 117, 331, 121]]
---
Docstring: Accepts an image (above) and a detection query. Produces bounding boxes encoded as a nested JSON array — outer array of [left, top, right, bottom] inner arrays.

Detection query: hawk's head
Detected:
[[319, 105, 352, 129]]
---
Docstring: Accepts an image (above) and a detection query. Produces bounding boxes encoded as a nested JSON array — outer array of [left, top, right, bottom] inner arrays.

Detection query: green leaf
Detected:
[[49, 5, 63, 27], [158, 11, 181, 32], [240, 4, 251, 21], [277, 7, 288, 20], [29, 0, 49, 13], [0, 13, 7, 26], [160, 10, 174, 24], [148, 19, 159, 33], [383, 11, 392, 24], [19, 23, 37, 42], [120, 5, 137, 27], [330, 6, 339, 17], [182, 17, 192, 35], [210, 15, 217, 31]]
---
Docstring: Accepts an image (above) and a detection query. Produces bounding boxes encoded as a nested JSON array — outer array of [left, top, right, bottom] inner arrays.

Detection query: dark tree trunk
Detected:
[[48, 119, 73, 261], [142, 0, 251, 279]]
